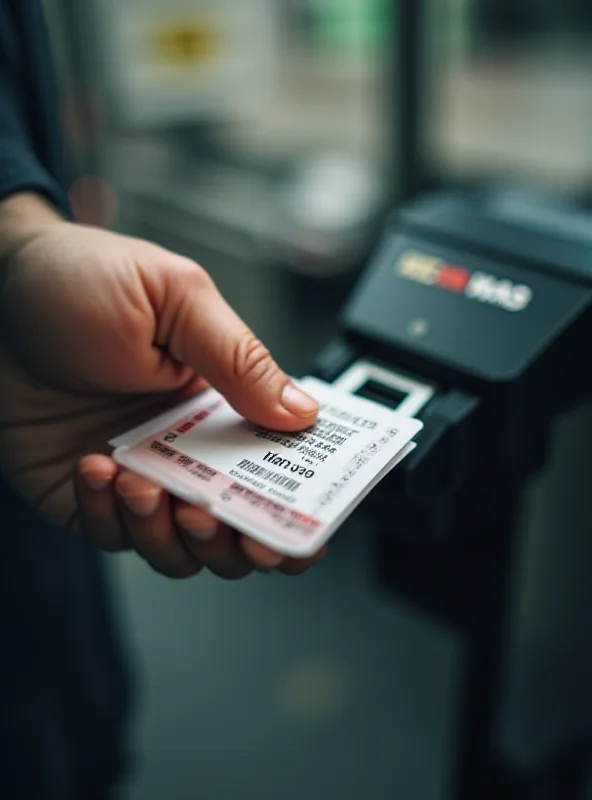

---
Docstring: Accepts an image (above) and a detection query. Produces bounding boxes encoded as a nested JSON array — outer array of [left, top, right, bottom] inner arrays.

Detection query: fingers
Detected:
[[174, 501, 326, 579], [77, 457, 205, 578], [143, 257, 319, 431], [240, 535, 328, 575], [278, 546, 328, 575], [173, 503, 219, 542], [114, 470, 202, 579], [77, 455, 327, 580], [76, 454, 127, 551], [240, 536, 286, 571], [175, 503, 253, 581]]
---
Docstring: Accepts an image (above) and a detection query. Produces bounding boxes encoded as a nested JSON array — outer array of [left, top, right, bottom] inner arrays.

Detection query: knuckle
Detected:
[[173, 506, 189, 529], [114, 472, 135, 496], [174, 506, 212, 531], [134, 525, 170, 551], [230, 332, 277, 386], [136, 533, 159, 554], [186, 261, 214, 292], [164, 262, 215, 359]]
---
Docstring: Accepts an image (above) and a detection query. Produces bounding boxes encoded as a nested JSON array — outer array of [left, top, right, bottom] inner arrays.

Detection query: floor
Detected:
[[112, 516, 458, 800]]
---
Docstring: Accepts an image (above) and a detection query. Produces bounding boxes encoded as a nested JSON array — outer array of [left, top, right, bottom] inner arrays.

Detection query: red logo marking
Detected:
[[437, 265, 470, 293]]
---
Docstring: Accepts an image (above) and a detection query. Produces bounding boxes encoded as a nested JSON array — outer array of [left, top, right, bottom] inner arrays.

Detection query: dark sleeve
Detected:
[[0, 6, 68, 213]]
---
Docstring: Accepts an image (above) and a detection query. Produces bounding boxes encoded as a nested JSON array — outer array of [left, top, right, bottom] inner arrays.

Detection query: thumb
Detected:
[[149, 258, 320, 431]]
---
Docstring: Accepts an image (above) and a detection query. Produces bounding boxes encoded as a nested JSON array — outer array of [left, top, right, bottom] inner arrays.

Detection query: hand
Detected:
[[0, 193, 324, 579]]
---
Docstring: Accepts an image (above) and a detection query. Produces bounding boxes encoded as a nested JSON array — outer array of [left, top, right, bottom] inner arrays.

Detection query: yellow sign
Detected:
[[153, 20, 219, 65], [396, 251, 442, 285]]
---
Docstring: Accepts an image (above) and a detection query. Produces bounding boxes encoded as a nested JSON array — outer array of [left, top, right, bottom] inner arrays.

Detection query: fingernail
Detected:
[[80, 469, 111, 492], [182, 523, 218, 542], [281, 384, 319, 418], [120, 491, 161, 517]]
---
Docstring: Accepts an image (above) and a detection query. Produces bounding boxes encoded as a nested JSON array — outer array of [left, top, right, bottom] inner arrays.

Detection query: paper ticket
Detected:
[[110, 377, 422, 557]]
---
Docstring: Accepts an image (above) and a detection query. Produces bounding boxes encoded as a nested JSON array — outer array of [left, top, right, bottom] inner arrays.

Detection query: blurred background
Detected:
[[41, 1, 591, 798]]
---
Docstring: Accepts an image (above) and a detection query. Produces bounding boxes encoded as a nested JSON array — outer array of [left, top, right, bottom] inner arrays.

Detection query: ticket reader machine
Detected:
[[314, 187, 592, 799]]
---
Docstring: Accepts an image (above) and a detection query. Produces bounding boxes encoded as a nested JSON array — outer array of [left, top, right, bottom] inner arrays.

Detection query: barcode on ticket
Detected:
[[149, 441, 177, 459], [236, 458, 301, 492]]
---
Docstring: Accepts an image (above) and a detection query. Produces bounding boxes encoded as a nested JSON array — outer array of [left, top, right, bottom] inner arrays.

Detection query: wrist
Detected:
[[0, 192, 68, 266]]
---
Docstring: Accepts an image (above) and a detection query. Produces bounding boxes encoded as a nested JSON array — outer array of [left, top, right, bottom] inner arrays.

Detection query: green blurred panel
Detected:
[[312, 0, 389, 56]]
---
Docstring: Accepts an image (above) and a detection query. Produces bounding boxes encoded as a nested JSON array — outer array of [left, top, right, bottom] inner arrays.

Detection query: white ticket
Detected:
[[110, 377, 422, 557]]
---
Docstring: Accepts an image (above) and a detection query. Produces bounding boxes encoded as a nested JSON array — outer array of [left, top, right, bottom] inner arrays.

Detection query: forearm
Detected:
[[0, 192, 65, 266]]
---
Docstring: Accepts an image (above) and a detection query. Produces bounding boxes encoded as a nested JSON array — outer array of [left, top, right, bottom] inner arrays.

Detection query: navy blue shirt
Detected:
[[0, 3, 128, 798], [0, 0, 68, 208]]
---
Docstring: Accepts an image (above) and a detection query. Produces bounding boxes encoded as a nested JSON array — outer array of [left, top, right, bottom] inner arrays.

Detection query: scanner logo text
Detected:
[[396, 251, 533, 313]]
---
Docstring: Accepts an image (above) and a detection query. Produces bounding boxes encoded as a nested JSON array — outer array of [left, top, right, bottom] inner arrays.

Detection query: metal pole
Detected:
[[392, 0, 426, 202]]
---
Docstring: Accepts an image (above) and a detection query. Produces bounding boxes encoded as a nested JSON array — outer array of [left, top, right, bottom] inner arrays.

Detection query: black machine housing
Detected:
[[316, 186, 592, 544], [313, 186, 592, 798]]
